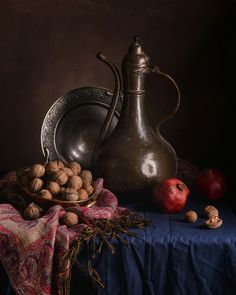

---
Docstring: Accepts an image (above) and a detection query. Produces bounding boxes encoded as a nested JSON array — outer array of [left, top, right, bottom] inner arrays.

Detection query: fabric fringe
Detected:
[[63, 211, 150, 295]]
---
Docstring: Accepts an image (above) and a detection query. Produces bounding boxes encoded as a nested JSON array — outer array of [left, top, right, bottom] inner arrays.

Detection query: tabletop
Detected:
[[1, 195, 236, 295], [69, 196, 236, 295]]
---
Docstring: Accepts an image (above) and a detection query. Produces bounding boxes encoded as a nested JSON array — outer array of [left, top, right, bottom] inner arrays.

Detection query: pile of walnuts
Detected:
[[184, 205, 223, 229], [17, 160, 94, 203]]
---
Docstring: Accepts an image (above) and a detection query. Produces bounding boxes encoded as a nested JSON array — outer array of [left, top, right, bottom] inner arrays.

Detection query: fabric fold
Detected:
[[0, 158, 198, 295], [0, 172, 137, 295]]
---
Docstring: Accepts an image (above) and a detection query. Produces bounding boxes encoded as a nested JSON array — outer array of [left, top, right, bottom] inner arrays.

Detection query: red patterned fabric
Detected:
[[0, 159, 199, 295], [0, 172, 126, 295]]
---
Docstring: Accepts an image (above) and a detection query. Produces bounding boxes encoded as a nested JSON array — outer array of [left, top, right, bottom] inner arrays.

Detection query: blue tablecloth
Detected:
[[1, 196, 236, 295]]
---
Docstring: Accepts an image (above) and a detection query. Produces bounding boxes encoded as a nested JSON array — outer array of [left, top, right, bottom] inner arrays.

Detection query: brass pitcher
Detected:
[[92, 36, 180, 201]]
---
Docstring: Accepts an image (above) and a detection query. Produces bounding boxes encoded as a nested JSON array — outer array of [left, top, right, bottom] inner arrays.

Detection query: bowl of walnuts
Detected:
[[17, 160, 96, 208]]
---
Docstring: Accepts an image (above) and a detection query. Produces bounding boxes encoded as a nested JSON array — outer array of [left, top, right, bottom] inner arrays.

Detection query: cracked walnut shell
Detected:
[[204, 216, 223, 229]]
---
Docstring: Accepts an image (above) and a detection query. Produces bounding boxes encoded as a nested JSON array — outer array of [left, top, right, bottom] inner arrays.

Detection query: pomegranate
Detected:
[[152, 178, 190, 213], [196, 168, 227, 200]]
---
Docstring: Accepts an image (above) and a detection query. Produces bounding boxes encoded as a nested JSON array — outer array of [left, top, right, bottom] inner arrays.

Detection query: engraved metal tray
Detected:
[[41, 87, 121, 169]]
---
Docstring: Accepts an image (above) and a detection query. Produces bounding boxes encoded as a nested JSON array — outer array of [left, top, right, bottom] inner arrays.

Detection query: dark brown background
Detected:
[[0, 0, 235, 176]]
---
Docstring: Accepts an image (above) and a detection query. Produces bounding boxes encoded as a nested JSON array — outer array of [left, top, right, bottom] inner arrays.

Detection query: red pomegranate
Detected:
[[196, 168, 227, 200], [152, 178, 190, 213]]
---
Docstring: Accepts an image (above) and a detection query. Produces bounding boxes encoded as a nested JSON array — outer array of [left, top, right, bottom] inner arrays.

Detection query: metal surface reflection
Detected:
[[141, 153, 158, 177]]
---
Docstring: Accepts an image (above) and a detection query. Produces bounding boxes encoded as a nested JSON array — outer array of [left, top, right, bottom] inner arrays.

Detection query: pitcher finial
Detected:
[[133, 35, 139, 44]]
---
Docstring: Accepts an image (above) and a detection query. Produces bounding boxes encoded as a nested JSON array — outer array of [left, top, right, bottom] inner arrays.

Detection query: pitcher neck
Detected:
[[122, 71, 146, 95], [119, 93, 150, 129]]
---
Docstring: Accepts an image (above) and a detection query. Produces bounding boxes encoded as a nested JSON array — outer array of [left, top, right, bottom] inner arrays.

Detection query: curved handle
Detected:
[[150, 65, 181, 130], [94, 53, 121, 151]]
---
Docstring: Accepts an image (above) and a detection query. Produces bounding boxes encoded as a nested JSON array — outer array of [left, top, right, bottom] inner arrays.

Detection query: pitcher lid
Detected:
[[122, 36, 150, 70]]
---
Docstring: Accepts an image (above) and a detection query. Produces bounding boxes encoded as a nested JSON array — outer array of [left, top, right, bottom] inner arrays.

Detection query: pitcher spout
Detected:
[[93, 53, 121, 153]]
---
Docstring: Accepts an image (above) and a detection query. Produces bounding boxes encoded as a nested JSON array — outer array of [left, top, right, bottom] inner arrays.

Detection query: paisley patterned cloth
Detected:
[[0, 159, 199, 295], [0, 172, 128, 295]]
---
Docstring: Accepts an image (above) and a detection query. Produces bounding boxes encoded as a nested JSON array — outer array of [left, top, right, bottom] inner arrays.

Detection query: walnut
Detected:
[[60, 212, 79, 227], [39, 189, 53, 200], [46, 181, 61, 195], [78, 188, 89, 200], [29, 164, 45, 178], [61, 188, 79, 201], [45, 161, 59, 174], [23, 205, 41, 220], [63, 167, 74, 177], [68, 162, 81, 175], [204, 206, 219, 218], [18, 170, 30, 187], [184, 210, 198, 223], [82, 181, 94, 196], [79, 170, 92, 183], [45, 160, 64, 175], [51, 170, 68, 186], [204, 216, 223, 229], [29, 178, 44, 193], [67, 175, 82, 190]]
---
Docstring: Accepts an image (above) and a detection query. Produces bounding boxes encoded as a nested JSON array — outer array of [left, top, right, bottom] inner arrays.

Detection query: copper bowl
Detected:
[[18, 185, 96, 208]]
